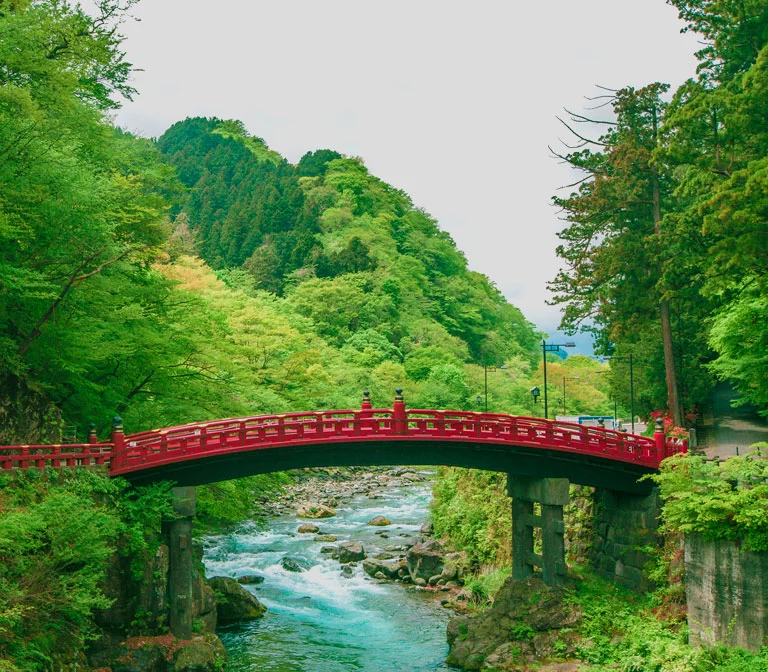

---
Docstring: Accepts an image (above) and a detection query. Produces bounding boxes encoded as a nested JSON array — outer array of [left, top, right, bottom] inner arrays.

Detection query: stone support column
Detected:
[[541, 503, 567, 586], [511, 497, 534, 580], [508, 476, 569, 587], [169, 486, 195, 640]]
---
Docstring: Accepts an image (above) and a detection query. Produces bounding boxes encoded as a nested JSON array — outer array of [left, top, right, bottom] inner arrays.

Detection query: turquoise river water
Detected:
[[202, 477, 453, 671]]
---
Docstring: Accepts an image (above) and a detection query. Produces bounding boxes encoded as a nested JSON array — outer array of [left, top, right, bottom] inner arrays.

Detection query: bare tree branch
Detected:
[[564, 108, 617, 126], [556, 116, 608, 147]]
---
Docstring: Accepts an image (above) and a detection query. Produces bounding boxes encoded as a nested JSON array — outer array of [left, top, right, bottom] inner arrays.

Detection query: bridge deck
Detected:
[[0, 403, 686, 494]]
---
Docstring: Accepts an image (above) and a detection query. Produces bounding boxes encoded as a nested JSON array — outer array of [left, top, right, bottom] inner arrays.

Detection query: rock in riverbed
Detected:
[[297, 502, 336, 518], [208, 577, 266, 622], [280, 556, 310, 573], [406, 539, 446, 583], [368, 515, 391, 526], [338, 541, 366, 563]]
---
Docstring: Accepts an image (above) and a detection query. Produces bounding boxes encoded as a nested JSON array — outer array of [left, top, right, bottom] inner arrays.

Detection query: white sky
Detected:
[[114, 0, 701, 344]]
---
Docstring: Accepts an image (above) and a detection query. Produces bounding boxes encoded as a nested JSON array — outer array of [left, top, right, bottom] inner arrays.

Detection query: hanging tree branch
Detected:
[[17, 248, 132, 357]]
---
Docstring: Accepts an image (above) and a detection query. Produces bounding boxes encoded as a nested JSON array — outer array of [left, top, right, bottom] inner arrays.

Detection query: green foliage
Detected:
[[157, 117, 539, 370], [196, 473, 292, 529], [0, 471, 173, 670], [564, 569, 768, 671], [668, 0, 768, 83], [431, 468, 511, 567], [651, 448, 768, 550], [708, 285, 768, 413]]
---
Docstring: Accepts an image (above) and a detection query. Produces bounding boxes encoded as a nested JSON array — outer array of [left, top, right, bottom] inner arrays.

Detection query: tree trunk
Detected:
[[652, 170, 683, 427]]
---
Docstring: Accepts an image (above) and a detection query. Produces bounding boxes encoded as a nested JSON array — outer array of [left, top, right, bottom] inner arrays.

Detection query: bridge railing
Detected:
[[0, 443, 113, 470], [401, 410, 676, 467], [109, 410, 397, 471], [108, 406, 686, 476]]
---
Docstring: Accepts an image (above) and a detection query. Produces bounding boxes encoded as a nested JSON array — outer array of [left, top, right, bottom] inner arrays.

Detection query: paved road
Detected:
[[699, 382, 768, 458]]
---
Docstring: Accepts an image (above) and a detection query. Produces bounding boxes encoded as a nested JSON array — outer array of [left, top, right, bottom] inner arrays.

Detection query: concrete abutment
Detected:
[[685, 535, 768, 652]]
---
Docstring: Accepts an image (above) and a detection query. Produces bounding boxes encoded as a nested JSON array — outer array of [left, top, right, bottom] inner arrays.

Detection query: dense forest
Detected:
[[549, 0, 768, 425]]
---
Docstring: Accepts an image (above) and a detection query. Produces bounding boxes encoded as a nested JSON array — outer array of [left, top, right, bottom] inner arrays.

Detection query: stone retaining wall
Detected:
[[590, 487, 661, 592], [685, 534, 768, 652]]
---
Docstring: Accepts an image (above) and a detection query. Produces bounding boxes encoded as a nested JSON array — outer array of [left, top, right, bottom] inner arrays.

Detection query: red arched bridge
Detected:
[[0, 392, 686, 494]]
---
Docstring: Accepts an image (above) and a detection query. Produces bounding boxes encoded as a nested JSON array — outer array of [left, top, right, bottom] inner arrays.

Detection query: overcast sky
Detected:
[[113, 0, 701, 345]]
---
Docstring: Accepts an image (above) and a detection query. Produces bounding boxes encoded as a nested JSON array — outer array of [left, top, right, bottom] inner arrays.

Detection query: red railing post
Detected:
[[653, 418, 666, 459], [392, 389, 407, 434], [111, 417, 125, 468], [360, 390, 373, 433], [88, 424, 98, 444]]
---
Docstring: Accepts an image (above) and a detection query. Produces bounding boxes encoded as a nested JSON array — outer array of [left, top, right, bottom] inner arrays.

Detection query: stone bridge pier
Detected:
[[508, 476, 662, 591], [169, 486, 195, 639], [508, 476, 569, 587]]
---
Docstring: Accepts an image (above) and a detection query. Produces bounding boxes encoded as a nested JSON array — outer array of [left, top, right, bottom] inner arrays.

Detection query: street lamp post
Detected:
[[480, 363, 506, 413], [542, 340, 575, 419], [484, 365, 493, 413], [605, 354, 636, 433]]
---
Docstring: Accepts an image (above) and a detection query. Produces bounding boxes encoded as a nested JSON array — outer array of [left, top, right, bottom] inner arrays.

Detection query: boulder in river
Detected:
[[338, 541, 366, 563], [298, 523, 320, 533], [237, 574, 265, 585], [208, 577, 266, 622], [314, 534, 338, 542], [363, 557, 405, 580], [368, 515, 391, 526], [280, 556, 310, 572], [297, 501, 336, 518], [406, 539, 446, 583], [171, 634, 228, 671]]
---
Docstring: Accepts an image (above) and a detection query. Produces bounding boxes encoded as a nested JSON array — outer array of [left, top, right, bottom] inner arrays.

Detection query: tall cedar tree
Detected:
[[550, 84, 687, 425]]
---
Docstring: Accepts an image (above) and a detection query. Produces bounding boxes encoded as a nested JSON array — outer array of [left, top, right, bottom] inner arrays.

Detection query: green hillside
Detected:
[[157, 116, 537, 365]]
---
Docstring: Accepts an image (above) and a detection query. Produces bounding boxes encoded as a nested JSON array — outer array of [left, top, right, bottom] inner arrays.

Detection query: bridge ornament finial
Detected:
[[111, 416, 125, 454], [361, 390, 372, 415]]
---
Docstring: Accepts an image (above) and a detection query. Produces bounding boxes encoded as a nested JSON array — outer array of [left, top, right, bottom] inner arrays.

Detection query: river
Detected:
[[202, 474, 453, 671]]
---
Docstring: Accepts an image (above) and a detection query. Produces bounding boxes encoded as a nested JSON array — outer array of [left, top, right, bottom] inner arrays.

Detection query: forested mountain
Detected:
[[157, 116, 537, 365], [550, 0, 768, 422]]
